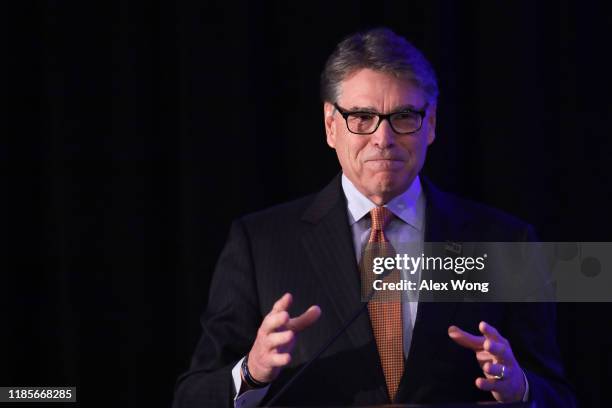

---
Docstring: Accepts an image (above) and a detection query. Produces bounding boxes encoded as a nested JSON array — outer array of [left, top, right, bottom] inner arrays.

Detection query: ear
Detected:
[[426, 103, 437, 145], [324, 102, 337, 148]]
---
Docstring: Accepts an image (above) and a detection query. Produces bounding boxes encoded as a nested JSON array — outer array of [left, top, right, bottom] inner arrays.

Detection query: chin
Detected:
[[377, 172, 403, 188], [369, 181, 398, 200], [378, 173, 413, 195]]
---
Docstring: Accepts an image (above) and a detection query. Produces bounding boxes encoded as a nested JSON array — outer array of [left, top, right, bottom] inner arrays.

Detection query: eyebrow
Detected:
[[347, 104, 423, 113]]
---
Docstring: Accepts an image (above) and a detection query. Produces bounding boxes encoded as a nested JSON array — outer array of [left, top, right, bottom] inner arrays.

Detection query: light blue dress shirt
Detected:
[[341, 174, 426, 358]]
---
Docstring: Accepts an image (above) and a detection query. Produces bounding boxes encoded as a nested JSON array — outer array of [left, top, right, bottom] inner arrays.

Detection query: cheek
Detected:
[[402, 137, 428, 158], [339, 137, 365, 165], [348, 141, 370, 170]]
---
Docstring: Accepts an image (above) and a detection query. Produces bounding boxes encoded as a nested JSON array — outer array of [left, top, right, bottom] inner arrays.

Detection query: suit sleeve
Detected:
[[503, 224, 577, 407], [172, 219, 263, 408], [505, 302, 576, 407]]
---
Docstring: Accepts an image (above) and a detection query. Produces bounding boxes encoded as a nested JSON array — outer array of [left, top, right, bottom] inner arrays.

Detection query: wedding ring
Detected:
[[492, 364, 505, 380]]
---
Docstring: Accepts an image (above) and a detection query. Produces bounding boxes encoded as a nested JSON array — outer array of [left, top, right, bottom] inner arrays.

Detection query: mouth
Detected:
[[364, 158, 405, 170], [365, 158, 404, 164]]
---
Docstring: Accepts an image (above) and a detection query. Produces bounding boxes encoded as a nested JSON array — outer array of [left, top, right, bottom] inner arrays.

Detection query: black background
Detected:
[[6, 1, 612, 407]]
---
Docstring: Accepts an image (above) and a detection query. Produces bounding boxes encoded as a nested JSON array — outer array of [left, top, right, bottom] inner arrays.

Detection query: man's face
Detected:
[[324, 68, 436, 205]]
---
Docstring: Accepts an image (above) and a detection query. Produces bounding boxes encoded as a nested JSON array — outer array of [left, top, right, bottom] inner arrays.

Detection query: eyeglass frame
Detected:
[[332, 102, 429, 135]]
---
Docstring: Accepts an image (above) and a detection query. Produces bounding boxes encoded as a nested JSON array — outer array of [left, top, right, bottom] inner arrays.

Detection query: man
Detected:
[[173, 28, 574, 407]]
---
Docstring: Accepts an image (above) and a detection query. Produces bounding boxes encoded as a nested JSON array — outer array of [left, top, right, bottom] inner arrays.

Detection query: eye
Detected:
[[390, 111, 423, 133], [349, 113, 375, 122], [394, 112, 419, 121]]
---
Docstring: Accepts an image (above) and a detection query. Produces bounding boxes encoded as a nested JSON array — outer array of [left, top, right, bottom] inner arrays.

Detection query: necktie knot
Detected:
[[370, 206, 394, 232]]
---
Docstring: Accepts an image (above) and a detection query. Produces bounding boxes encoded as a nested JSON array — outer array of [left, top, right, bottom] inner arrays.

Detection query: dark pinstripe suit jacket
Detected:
[[172, 175, 575, 407]]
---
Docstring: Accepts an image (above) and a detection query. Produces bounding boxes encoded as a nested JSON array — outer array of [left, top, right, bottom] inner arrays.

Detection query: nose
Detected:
[[370, 118, 396, 149]]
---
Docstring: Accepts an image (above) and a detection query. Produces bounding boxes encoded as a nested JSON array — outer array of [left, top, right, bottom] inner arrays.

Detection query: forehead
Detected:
[[337, 68, 426, 110]]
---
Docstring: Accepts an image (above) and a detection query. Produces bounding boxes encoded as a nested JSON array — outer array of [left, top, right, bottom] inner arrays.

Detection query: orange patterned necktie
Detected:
[[361, 206, 404, 401]]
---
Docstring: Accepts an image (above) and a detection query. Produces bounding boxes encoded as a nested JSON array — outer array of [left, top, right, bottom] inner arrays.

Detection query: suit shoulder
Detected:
[[427, 183, 537, 241], [236, 194, 317, 232], [446, 191, 530, 229]]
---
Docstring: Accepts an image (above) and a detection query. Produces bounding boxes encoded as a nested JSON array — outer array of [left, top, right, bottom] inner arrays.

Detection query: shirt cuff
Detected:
[[232, 356, 270, 408], [521, 369, 530, 402]]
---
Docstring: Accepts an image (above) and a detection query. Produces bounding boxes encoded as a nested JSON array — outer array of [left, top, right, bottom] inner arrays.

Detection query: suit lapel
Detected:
[[300, 175, 374, 348], [413, 177, 466, 337], [397, 177, 465, 402], [300, 175, 389, 402]]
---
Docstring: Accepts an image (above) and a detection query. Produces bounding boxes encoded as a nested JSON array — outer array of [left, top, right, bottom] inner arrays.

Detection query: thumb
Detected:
[[288, 305, 322, 332]]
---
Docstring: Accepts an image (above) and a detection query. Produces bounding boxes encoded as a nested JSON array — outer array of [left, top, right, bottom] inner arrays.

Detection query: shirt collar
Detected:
[[341, 173, 424, 231]]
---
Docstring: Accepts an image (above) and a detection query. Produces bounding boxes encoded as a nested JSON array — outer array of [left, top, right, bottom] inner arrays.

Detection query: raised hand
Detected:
[[247, 293, 321, 384], [448, 321, 526, 402]]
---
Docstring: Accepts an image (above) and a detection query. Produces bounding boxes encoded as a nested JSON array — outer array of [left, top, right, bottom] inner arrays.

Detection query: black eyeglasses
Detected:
[[333, 103, 428, 135]]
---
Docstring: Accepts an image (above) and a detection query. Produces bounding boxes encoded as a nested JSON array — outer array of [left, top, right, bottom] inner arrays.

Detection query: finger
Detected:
[[484, 338, 508, 363], [269, 352, 292, 367], [276, 335, 297, 355], [448, 325, 485, 351], [266, 330, 295, 349], [475, 376, 503, 392], [271, 293, 293, 313], [288, 305, 322, 332], [479, 321, 504, 343], [476, 350, 495, 365], [260, 310, 290, 334], [483, 361, 506, 379]]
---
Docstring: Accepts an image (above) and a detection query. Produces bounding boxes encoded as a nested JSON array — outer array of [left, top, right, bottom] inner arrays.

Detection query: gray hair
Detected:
[[320, 27, 439, 104]]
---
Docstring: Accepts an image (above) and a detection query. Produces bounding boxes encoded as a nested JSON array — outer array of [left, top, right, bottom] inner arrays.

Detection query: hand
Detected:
[[247, 293, 321, 384], [448, 321, 526, 402]]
